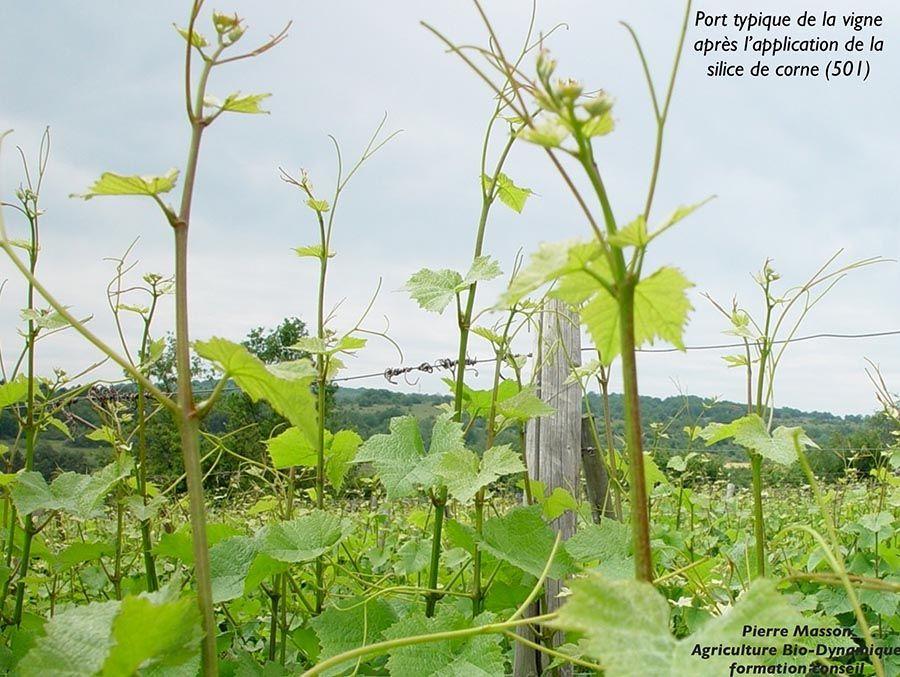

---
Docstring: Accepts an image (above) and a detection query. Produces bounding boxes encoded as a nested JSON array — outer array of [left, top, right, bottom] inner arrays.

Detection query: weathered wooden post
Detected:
[[514, 299, 580, 677], [581, 413, 616, 522]]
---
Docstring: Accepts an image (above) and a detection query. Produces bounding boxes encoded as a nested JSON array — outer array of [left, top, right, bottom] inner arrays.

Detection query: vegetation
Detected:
[[0, 2, 896, 676]]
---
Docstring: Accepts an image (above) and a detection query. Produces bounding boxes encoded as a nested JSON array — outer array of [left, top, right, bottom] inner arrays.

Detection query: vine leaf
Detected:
[[72, 169, 179, 200], [437, 445, 525, 504], [699, 414, 818, 465], [503, 240, 609, 306], [101, 588, 202, 676], [477, 505, 576, 579], [355, 415, 464, 499], [404, 256, 502, 313], [256, 511, 350, 563], [482, 172, 533, 213], [195, 337, 318, 445], [551, 576, 846, 675], [17, 586, 201, 677], [583, 266, 693, 366], [266, 427, 362, 490], [383, 608, 506, 676], [565, 520, 631, 566], [174, 25, 208, 48], [204, 92, 271, 114], [0, 375, 28, 409], [607, 216, 648, 248], [310, 598, 399, 677], [12, 457, 133, 519], [209, 536, 258, 603], [403, 268, 464, 313]]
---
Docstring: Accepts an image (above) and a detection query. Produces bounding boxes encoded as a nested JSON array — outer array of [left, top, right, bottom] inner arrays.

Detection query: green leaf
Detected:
[[403, 268, 464, 314], [0, 375, 28, 409], [20, 307, 70, 330], [354, 416, 425, 499], [582, 111, 615, 137], [583, 266, 693, 366], [652, 197, 714, 239], [518, 118, 569, 148], [52, 541, 115, 572], [294, 244, 331, 259], [461, 255, 503, 287], [73, 169, 179, 200], [699, 414, 817, 465], [305, 198, 330, 212], [540, 487, 579, 521], [12, 458, 133, 519], [503, 240, 611, 307], [552, 577, 830, 676], [564, 520, 630, 563], [478, 505, 576, 579], [327, 429, 362, 491], [174, 25, 208, 47], [101, 588, 201, 676], [483, 172, 533, 213], [311, 598, 398, 677], [607, 216, 648, 248], [256, 511, 349, 563], [383, 608, 506, 677], [357, 414, 466, 499], [206, 92, 271, 114], [496, 388, 555, 422], [195, 337, 317, 445], [265, 427, 317, 470], [437, 445, 525, 504], [209, 536, 259, 603], [153, 522, 240, 565], [17, 600, 120, 676], [394, 537, 433, 575]]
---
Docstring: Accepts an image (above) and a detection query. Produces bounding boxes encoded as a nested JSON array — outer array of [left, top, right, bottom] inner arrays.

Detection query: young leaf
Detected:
[[209, 536, 259, 603], [478, 505, 576, 579], [355, 415, 464, 498], [403, 268, 464, 313], [12, 458, 133, 519], [0, 375, 28, 409], [327, 429, 362, 491], [17, 600, 120, 676], [482, 172, 533, 213], [195, 337, 318, 445], [461, 255, 503, 287], [265, 427, 317, 469], [607, 215, 648, 248], [564, 519, 631, 563], [311, 598, 398, 677], [383, 608, 506, 677], [551, 577, 833, 676], [436, 445, 525, 504], [581, 111, 615, 137], [583, 266, 693, 366], [101, 587, 202, 676], [354, 416, 426, 499], [174, 25, 208, 48], [256, 511, 349, 563], [206, 92, 271, 115], [73, 169, 179, 200], [518, 118, 569, 148], [699, 414, 817, 466]]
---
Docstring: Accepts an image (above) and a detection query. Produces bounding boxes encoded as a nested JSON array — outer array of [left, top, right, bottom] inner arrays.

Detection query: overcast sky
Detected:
[[1, 1, 897, 415]]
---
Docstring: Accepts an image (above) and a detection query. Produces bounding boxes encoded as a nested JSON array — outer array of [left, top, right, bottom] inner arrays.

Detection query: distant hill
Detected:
[[328, 387, 881, 461]]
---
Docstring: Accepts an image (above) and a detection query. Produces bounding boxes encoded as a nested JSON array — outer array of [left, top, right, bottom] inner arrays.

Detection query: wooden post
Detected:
[[514, 299, 580, 677], [581, 414, 616, 522]]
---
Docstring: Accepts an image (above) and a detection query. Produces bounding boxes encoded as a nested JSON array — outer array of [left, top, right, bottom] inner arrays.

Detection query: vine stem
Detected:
[[301, 612, 558, 677]]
